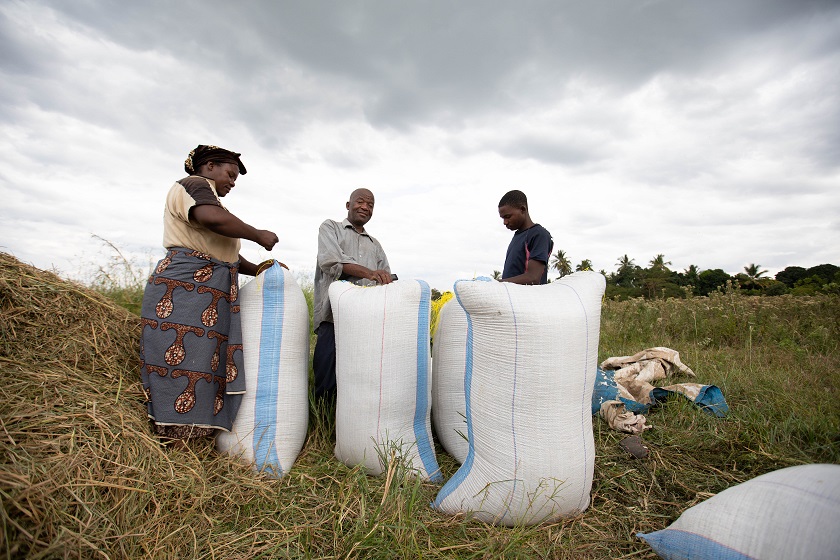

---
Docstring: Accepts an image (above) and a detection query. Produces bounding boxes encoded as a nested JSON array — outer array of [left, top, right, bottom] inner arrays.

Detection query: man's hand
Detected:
[[341, 263, 393, 285], [500, 260, 546, 285], [369, 269, 393, 284]]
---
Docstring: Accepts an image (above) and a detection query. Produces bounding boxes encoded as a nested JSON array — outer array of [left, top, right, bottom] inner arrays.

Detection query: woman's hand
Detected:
[[255, 229, 279, 251]]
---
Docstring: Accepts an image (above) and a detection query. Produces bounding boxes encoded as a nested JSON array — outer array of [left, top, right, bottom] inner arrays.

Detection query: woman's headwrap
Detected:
[[184, 145, 247, 175]]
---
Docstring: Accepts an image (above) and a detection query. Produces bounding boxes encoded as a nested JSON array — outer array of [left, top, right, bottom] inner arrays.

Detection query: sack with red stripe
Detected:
[[329, 279, 442, 482]]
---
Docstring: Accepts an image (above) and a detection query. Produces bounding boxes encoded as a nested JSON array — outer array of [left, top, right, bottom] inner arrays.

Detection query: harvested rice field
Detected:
[[2, 252, 838, 559]]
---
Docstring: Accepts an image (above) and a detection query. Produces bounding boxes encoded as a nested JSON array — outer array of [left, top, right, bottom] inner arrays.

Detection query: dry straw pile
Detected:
[[0, 253, 286, 558]]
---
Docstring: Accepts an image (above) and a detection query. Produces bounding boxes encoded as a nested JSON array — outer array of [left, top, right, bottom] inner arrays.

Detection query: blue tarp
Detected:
[[592, 367, 729, 417]]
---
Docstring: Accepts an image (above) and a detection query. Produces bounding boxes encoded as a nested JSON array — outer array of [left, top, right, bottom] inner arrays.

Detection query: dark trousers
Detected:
[[313, 322, 336, 402]]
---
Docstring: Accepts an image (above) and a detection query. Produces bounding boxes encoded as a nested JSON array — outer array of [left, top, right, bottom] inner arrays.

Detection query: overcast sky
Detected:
[[2, 0, 838, 291]]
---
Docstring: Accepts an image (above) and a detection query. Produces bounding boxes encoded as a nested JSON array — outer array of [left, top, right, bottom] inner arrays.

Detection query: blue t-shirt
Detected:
[[502, 224, 553, 284]]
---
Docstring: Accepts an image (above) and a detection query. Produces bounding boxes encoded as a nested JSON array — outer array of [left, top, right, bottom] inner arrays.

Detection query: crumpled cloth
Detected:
[[601, 347, 695, 403], [593, 347, 728, 432], [600, 400, 651, 434]]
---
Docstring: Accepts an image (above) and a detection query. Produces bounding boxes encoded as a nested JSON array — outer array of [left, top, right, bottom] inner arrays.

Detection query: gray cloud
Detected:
[[1, 0, 839, 288], [496, 135, 606, 167], [29, 1, 839, 129]]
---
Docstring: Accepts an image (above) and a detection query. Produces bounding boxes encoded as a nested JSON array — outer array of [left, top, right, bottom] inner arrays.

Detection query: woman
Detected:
[[139, 144, 280, 446]]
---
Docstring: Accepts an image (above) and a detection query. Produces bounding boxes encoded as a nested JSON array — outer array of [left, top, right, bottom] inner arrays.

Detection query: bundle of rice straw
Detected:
[[0, 253, 287, 558]]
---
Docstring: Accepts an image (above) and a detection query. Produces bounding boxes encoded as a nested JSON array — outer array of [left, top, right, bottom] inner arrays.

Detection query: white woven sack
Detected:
[[216, 262, 309, 477], [330, 279, 442, 482], [432, 272, 606, 526], [638, 463, 840, 560], [431, 299, 470, 464]]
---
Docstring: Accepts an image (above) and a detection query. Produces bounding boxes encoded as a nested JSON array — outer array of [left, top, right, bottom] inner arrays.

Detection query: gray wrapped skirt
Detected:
[[140, 248, 245, 436]]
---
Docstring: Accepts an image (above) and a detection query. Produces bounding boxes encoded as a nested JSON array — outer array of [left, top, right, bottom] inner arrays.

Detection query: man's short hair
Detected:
[[499, 190, 528, 208]]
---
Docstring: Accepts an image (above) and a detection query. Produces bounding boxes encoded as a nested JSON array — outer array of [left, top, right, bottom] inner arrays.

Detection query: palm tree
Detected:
[[739, 263, 769, 291], [683, 264, 700, 278], [616, 254, 635, 270], [615, 254, 636, 287], [743, 263, 768, 281], [682, 264, 700, 286], [642, 254, 671, 298], [575, 259, 593, 272], [550, 249, 572, 278], [491, 270, 502, 280], [649, 254, 672, 271]]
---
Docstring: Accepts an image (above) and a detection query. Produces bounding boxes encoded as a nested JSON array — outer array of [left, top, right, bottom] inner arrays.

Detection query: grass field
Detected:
[[1, 252, 838, 559]]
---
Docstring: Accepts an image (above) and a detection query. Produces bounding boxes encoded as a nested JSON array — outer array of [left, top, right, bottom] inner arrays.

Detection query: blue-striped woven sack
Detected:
[[639, 464, 840, 560], [216, 262, 309, 477], [330, 279, 442, 482], [432, 272, 605, 525]]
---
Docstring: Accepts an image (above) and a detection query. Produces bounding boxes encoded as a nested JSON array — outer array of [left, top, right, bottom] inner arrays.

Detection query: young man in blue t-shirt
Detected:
[[498, 190, 553, 285]]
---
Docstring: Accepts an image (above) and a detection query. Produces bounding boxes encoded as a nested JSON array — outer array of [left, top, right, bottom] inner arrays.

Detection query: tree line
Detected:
[[487, 251, 840, 299]]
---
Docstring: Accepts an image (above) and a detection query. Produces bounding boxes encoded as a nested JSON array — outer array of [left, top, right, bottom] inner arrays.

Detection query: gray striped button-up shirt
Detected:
[[313, 218, 390, 328]]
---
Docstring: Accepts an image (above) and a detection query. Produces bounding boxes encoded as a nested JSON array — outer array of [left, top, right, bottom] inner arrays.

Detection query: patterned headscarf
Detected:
[[184, 145, 247, 175]]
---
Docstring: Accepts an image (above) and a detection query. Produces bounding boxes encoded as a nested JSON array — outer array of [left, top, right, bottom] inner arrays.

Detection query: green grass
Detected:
[[2, 252, 839, 559]]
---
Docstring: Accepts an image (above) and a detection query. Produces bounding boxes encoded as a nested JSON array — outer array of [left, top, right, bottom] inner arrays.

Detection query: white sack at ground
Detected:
[[330, 279, 441, 482], [432, 271, 606, 526], [638, 463, 840, 560], [216, 262, 309, 477], [431, 298, 470, 464]]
